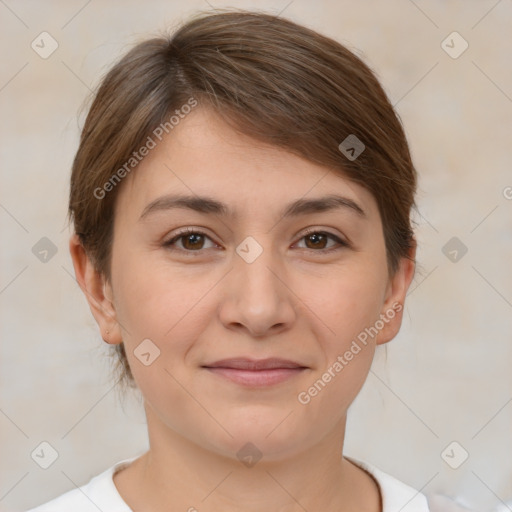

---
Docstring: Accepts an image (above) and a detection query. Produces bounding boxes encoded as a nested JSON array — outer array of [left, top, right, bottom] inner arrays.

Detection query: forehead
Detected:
[[115, 107, 379, 223]]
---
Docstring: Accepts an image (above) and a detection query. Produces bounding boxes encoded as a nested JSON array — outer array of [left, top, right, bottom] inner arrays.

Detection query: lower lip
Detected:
[[204, 367, 306, 386]]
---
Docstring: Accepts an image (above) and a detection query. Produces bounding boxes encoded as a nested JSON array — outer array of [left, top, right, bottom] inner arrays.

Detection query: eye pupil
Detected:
[[166, 230, 343, 254], [183, 233, 203, 250], [306, 233, 327, 249]]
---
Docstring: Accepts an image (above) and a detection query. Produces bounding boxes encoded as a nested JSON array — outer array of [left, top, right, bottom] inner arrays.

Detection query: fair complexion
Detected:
[[70, 107, 416, 512]]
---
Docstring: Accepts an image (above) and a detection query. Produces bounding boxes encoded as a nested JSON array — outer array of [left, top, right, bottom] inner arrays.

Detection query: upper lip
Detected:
[[202, 358, 306, 370]]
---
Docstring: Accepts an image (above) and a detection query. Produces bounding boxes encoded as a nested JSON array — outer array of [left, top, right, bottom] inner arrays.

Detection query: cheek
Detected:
[[111, 253, 216, 357], [297, 278, 382, 420], [310, 267, 385, 349], [111, 263, 205, 405]]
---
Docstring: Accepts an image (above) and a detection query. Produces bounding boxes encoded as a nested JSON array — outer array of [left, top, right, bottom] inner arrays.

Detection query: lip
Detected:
[[204, 358, 305, 370], [202, 358, 308, 387]]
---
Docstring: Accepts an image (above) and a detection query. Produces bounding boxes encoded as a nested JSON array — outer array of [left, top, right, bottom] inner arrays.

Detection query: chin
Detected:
[[199, 410, 309, 462]]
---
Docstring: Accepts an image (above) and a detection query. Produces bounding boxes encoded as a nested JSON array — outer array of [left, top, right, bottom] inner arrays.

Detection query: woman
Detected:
[[28, 9, 427, 511]]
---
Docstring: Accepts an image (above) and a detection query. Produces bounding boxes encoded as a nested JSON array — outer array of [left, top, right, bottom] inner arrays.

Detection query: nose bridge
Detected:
[[220, 233, 295, 335], [234, 234, 282, 302]]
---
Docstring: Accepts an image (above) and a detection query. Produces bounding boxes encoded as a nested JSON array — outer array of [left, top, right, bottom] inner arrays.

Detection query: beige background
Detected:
[[1, 1, 511, 511]]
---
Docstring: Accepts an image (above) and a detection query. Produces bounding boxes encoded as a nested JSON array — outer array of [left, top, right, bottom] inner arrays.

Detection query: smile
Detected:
[[202, 358, 308, 387]]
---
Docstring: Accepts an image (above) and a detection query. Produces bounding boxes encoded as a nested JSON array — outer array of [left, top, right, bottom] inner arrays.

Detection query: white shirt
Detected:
[[26, 455, 430, 511]]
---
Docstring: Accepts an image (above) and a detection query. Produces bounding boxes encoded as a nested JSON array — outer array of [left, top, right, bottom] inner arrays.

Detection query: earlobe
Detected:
[[69, 234, 122, 345], [375, 244, 416, 346]]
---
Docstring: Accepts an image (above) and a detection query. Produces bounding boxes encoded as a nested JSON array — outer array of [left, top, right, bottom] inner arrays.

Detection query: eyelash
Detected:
[[162, 227, 349, 256]]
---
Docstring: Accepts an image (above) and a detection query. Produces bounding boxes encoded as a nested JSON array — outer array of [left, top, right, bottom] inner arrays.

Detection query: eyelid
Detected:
[[163, 226, 350, 253], [299, 226, 348, 243], [294, 227, 349, 251], [164, 227, 219, 249]]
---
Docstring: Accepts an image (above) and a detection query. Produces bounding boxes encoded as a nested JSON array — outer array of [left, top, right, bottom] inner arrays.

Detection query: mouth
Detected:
[[202, 358, 308, 387]]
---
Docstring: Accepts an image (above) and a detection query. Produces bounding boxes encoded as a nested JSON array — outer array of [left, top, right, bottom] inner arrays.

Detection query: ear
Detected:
[[375, 241, 417, 346], [69, 233, 122, 345]]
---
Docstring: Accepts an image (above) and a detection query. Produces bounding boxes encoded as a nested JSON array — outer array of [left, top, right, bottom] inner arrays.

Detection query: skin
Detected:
[[70, 106, 416, 512]]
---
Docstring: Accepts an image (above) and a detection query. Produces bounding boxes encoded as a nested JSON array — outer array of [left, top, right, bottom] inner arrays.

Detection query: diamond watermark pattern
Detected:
[[442, 236, 468, 263], [441, 441, 469, 469], [236, 236, 263, 264], [338, 134, 365, 161], [441, 32, 468, 59], [31, 441, 59, 469], [32, 237, 58, 263], [236, 442, 263, 468], [134, 338, 161, 366], [31, 32, 59, 59]]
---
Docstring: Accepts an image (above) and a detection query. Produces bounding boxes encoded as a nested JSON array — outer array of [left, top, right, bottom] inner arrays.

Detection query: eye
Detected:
[[163, 228, 217, 253], [163, 227, 349, 255], [294, 229, 348, 252]]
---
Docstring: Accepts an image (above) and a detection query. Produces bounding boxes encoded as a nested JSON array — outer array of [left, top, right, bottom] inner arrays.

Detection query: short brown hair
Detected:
[[68, 9, 417, 391]]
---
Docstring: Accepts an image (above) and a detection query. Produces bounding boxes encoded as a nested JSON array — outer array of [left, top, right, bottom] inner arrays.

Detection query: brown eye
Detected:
[[296, 230, 348, 252], [163, 229, 216, 252], [304, 232, 328, 249], [181, 232, 205, 250]]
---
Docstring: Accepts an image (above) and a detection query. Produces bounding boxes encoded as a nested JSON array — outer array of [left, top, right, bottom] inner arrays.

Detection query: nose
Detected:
[[218, 242, 296, 338]]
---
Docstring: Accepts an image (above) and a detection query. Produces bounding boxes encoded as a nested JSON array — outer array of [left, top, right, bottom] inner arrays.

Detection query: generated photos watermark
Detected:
[[297, 301, 402, 405], [94, 97, 198, 200]]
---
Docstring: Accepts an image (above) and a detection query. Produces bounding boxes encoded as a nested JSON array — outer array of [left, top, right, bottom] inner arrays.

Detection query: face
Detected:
[[72, 107, 414, 463]]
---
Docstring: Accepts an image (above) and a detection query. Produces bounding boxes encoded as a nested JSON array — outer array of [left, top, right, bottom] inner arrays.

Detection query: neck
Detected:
[[114, 403, 381, 512]]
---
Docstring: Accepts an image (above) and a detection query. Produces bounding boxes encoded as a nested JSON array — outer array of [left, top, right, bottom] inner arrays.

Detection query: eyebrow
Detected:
[[139, 193, 367, 221]]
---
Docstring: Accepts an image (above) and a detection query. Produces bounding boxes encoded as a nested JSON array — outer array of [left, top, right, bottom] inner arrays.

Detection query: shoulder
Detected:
[[347, 457, 431, 512], [25, 486, 102, 512], [25, 457, 138, 512]]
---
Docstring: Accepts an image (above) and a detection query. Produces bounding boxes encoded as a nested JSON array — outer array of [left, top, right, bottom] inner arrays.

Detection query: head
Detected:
[[69, 10, 417, 460]]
